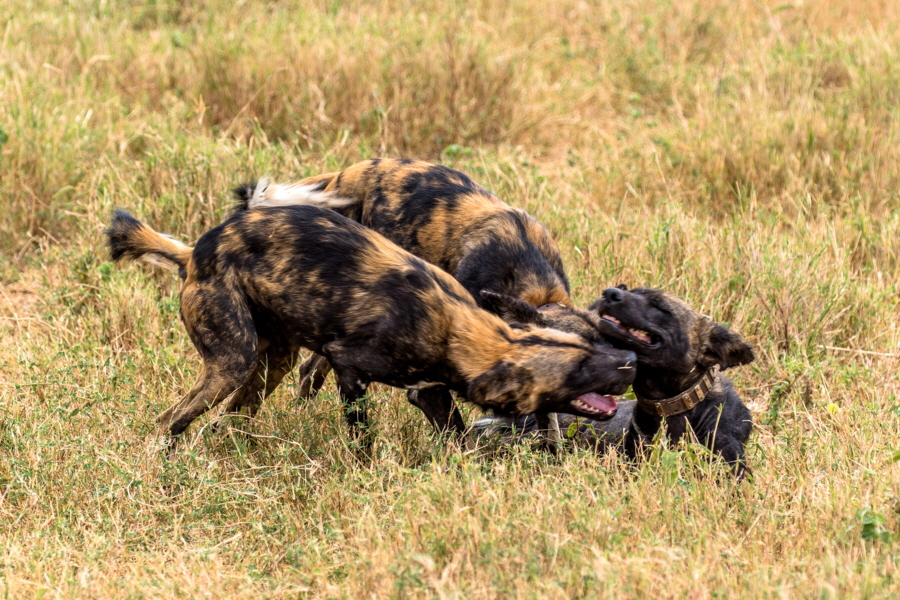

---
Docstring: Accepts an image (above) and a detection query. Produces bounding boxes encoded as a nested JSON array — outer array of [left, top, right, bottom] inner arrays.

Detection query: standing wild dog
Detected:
[[105, 206, 636, 451], [238, 158, 617, 443], [475, 286, 755, 477]]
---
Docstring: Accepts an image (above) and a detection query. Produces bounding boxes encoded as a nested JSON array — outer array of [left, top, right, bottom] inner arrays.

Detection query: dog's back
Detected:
[[242, 158, 571, 308], [188, 206, 477, 354]]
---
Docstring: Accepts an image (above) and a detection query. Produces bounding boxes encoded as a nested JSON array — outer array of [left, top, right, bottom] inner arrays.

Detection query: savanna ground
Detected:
[[2, 0, 900, 597]]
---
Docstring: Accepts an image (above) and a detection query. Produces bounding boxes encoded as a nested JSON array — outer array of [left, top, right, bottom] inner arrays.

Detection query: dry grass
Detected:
[[2, 0, 900, 597]]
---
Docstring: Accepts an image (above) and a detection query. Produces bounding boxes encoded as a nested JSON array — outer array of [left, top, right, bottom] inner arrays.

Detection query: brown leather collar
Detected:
[[635, 366, 719, 418]]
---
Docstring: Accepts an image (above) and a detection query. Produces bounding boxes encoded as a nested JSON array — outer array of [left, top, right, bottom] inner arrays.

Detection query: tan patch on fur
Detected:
[[133, 226, 192, 265], [447, 302, 594, 414], [243, 210, 268, 223], [447, 308, 515, 380], [217, 230, 246, 256], [520, 284, 570, 308], [178, 283, 204, 332], [301, 172, 341, 188], [356, 231, 419, 274], [524, 215, 562, 259]]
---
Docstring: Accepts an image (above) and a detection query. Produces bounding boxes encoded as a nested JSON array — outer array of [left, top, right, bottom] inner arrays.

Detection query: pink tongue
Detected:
[[577, 392, 618, 413]]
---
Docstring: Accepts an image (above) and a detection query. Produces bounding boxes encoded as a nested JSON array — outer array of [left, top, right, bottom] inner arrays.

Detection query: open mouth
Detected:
[[600, 314, 659, 347], [570, 392, 618, 419]]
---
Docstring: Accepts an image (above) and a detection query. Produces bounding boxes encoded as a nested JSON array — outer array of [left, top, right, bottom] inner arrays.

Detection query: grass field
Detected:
[[3, 0, 900, 597]]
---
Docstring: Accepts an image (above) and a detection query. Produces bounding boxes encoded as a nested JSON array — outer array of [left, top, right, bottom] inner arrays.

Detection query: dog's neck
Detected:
[[446, 308, 515, 381], [634, 365, 719, 419], [632, 363, 713, 402]]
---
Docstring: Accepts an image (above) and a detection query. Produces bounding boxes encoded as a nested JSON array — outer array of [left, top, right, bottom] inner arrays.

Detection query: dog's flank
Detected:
[[105, 207, 636, 448]]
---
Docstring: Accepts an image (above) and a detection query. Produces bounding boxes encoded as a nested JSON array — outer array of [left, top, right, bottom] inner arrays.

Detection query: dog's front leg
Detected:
[[533, 412, 560, 455], [407, 387, 467, 440], [322, 342, 374, 459], [296, 354, 332, 401], [709, 437, 751, 480], [333, 371, 371, 459]]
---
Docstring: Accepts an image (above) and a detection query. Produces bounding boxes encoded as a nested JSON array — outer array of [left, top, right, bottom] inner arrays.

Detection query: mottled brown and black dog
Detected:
[[475, 286, 755, 477], [238, 158, 617, 440], [106, 206, 636, 451]]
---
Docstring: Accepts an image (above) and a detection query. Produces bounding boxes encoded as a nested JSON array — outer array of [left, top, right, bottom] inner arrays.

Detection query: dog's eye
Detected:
[[651, 304, 671, 317]]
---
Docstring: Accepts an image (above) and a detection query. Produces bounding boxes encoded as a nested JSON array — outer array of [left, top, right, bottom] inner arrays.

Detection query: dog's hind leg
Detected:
[[296, 353, 332, 400], [157, 286, 258, 439], [158, 359, 257, 439], [213, 344, 299, 429]]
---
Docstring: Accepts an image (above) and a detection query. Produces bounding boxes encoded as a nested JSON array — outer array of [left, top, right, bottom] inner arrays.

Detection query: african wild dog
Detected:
[[237, 158, 618, 443], [105, 206, 636, 451], [474, 286, 755, 477]]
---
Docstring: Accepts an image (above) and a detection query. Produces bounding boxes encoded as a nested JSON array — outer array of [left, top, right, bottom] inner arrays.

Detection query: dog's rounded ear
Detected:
[[704, 323, 755, 370], [480, 291, 547, 327], [466, 361, 534, 412]]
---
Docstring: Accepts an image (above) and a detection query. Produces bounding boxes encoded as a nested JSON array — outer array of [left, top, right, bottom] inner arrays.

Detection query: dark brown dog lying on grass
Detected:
[[237, 158, 619, 443], [105, 206, 637, 451], [473, 286, 755, 477]]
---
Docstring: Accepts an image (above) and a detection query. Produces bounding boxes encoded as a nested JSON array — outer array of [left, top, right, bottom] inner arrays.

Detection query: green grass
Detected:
[[3, 0, 900, 597]]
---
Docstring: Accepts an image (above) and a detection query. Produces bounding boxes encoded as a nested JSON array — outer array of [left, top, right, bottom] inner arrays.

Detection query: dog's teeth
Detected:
[[629, 328, 651, 343], [572, 399, 599, 414], [602, 314, 621, 325]]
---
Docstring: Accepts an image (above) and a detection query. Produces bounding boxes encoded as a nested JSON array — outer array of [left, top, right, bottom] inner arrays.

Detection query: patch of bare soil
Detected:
[[0, 277, 42, 387], [0, 276, 43, 338]]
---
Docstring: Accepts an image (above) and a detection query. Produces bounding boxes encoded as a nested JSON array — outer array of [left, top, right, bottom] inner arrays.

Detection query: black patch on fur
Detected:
[[106, 209, 144, 262], [455, 213, 569, 307], [480, 291, 547, 327], [231, 182, 257, 213], [467, 362, 534, 413]]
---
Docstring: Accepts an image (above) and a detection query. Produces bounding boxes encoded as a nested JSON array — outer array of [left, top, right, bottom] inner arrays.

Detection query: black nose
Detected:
[[603, 287, 624, 303]]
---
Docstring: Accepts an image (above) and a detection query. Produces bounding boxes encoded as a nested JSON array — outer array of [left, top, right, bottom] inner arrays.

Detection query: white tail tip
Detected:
[[247, 178, 356, 211]]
